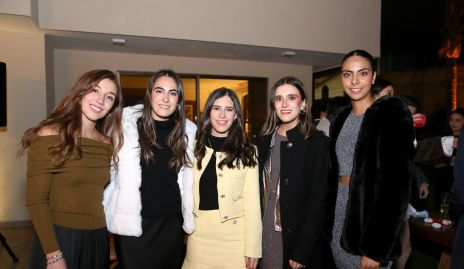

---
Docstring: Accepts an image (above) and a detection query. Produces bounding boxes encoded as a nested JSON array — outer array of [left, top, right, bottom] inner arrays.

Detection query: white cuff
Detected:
[[441, 136, 454, 157]]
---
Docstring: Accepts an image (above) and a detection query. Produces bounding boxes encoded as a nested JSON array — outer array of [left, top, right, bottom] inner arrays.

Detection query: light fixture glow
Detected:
[[281, 51, 296, 57], [112, 38, 126, 46]]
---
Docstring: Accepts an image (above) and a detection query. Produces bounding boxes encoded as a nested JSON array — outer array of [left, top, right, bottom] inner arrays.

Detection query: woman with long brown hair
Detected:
[[103, 69, 196, 269], [20, 69, 124, 269]]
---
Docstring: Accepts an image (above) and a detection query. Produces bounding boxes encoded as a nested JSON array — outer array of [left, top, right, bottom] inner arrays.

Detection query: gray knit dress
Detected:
[[331, 113, 391, 269]]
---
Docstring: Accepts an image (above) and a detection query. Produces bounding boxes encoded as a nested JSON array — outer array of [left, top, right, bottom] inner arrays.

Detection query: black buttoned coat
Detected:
[[257, 126, 330, 269]]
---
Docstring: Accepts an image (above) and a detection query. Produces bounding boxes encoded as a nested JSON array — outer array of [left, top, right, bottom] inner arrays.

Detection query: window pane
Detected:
[[181, 77, 197, 122]]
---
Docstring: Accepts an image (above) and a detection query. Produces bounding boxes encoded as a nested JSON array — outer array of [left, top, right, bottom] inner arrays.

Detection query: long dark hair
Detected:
[[260, 76, 315, 138], [137, 69, 191, 171], [195, 87, 257, 170], [18, 69, 124, 166]]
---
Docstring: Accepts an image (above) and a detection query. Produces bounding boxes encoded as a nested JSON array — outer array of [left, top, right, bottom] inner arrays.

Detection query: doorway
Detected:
[[118, 72, 267, 138]]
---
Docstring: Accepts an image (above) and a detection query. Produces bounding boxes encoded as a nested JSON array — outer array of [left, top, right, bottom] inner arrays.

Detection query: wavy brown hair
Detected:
[[137, 70, 191, 172], [260, 76, 315, 138], [18, 69, 124, 166], [195, 87, 257, 170]]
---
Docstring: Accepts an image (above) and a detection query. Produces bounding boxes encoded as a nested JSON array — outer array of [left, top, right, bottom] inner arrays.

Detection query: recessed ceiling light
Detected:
[[112, 38, 126, 46], [281, 51, 296, 57]]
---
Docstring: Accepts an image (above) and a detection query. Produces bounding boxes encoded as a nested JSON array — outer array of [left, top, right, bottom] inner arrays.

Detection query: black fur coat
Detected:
[[326, 96, 415, 264]]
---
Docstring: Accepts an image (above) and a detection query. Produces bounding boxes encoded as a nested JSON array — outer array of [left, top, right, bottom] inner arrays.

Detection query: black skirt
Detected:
[[114, 213, 185, 269], [29, 225, 109, 269]]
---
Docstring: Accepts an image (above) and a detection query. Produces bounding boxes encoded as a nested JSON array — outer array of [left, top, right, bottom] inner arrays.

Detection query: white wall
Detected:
[[0, 28, 46, 223], [36, 0, 381, 56]]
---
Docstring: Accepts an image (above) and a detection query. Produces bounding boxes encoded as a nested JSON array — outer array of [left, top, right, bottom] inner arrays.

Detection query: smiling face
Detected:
[[150, 76, 179, 121], [210, 95, 237, 137], [341, 55, 376, 103], [449, 112, 464, 135], [274, 84, 305, 130], [81, 78, 117, 124]]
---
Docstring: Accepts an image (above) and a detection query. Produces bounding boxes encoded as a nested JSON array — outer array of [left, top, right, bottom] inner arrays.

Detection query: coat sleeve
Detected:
[[243, 160, 263, 258], [451, 130, 464, 216], [181, 166, 195, 234], [359, 100, 415, 262], [291, 136, 330, 266], [181, 120, 197, 234], [103, 105, 143, 236]]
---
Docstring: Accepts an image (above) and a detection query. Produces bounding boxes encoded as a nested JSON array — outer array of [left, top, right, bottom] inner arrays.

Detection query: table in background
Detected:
[[409, 217, 455, 269]]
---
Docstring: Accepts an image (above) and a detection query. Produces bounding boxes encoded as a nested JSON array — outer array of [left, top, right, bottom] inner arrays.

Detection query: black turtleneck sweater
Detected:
[[199, 135, 227, 210], [140, 117, 181, 219]]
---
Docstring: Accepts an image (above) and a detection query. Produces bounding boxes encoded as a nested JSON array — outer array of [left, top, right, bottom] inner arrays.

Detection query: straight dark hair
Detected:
[[195, 87, 257, 170], [260, 76, 315, 138], [137, 69, 191, 172], [342, 49, 377, 71]]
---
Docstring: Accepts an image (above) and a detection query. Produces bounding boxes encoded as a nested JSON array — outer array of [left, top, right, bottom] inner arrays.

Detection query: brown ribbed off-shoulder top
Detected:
[[26, 135, 113, 254]]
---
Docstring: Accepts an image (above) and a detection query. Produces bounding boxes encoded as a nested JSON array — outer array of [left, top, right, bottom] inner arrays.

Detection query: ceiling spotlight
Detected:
[[281, 51, 296, 57], [112, 38, 126, 46]]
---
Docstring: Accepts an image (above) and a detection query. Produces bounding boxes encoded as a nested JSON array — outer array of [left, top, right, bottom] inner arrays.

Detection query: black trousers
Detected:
[[29, 225, 109, 269], [114, 214, 185, 269]]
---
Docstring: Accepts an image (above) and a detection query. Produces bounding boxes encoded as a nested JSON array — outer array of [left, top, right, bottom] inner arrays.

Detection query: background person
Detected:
[[450, 129, 464, 269], [370, 77, 395, 98], [315, 96, 350, 137]]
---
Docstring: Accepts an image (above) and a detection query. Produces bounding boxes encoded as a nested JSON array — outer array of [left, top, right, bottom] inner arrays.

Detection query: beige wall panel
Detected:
[[53, 49, 313, 107], [0, 0, 31, 16], [37, 0, 380, 56], [0, 29, 46, 222]]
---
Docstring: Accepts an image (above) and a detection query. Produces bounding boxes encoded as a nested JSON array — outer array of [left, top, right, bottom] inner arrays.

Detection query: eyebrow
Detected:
[[153, 86, 177, 92], [275, 94, 300, 97], [341, 67, 372, 73], [94, 85, 117, 96], [213, 105, 235, 109]]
